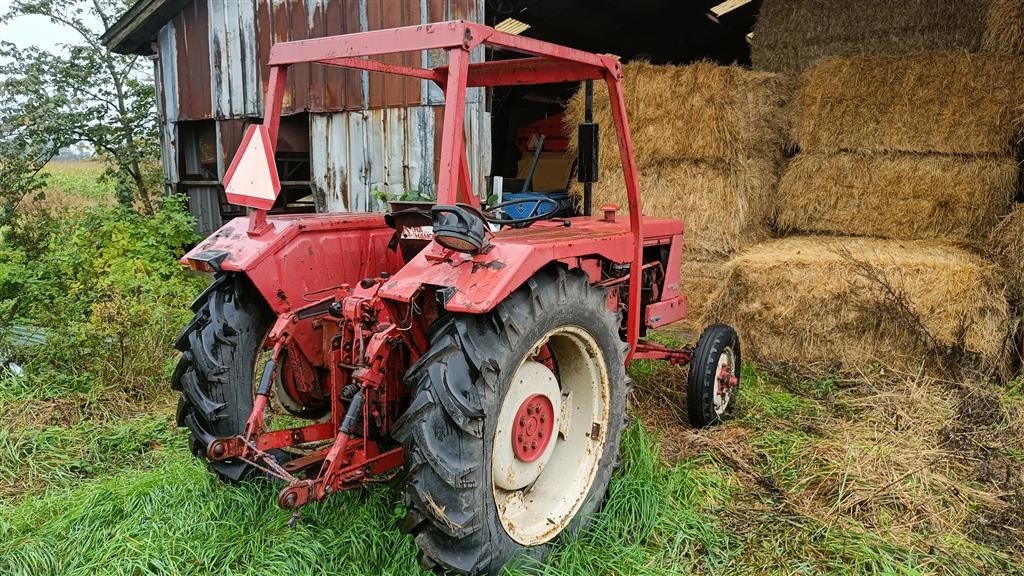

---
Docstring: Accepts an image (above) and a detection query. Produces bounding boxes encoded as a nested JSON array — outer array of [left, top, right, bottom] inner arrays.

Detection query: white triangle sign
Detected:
[[223, 124, 281, 210]]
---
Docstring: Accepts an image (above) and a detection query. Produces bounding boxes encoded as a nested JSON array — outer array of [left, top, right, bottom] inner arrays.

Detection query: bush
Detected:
[[0, 196, 203, 398]]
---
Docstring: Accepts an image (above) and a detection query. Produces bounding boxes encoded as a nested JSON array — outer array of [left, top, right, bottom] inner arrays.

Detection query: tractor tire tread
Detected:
[[395, 267, 629, 574], [686, 323, 741, 428], [172, 275, 273, 482]]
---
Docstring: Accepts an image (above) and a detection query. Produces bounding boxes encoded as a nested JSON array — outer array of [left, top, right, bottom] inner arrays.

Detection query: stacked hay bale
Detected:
[[752, 0, 1024, 76], [984, 0, 1024, 54], [992, 206, 1024, 303], [775, 53, 1023, 242], [709, 237, 1012, 374], [564, 61, 789, 330], [991, 207, 1024, 366], [709, 53, 1024, 377]]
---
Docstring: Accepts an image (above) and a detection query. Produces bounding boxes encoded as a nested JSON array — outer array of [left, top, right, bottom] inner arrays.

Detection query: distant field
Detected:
[[21, 160, 116, 210]]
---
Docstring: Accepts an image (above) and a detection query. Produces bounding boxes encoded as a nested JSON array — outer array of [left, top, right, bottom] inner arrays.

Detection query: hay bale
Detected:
[[706, 237, 1013, 377], [582, 158, 775, 259], [565, 61, 790, 166], [794, 53, 1024, 155], [751, 0, 991, 75], [775, 153, 1018, 241], [678, 257, 728, 334], [984, 0, 1024, 54], [565, 61, 787, 259], [990, 204, 1024, 301]]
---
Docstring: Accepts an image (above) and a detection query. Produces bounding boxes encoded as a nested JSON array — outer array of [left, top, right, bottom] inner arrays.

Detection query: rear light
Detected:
[[431, 205, 489, 255], [185, 258, 215, 273], [184, 250, 230, 273], [434, 234, 480, 253]]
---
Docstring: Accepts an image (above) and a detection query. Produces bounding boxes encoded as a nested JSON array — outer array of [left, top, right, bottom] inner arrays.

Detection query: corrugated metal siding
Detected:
[[155, 24, 178, 194], [188, 186, 224, 236], [152, 0, 490, 218], [158, 0, 485, 120], [311, 107, 430, 212], [310, 100, 489, 213], [172, 1, 212, 121], [208, 0, 260, 119]]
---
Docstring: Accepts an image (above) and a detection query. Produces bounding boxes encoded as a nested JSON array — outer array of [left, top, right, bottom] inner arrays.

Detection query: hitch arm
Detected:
[[241, 339, 285, 458]]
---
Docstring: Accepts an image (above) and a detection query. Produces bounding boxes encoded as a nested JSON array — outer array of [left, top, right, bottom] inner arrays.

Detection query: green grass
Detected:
[[0, 412, 180, 501], [1, 344, 1021, 576], [0, 425, 724, 576], [2, 399, 1019, 575]]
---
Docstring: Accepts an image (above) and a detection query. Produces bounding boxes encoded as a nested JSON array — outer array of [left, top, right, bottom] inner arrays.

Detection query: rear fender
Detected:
[[183, 213, 400, 316], [378, 224, 636, 314], [378, 216, 685, 325]]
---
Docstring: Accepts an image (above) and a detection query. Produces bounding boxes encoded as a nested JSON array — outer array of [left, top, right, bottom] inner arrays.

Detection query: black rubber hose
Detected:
[[340, 390, 364, 435], [255, 358, 276, 396]]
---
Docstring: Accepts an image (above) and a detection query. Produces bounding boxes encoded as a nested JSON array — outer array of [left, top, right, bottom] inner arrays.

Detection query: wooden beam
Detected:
[[710, 0, 753, 18]]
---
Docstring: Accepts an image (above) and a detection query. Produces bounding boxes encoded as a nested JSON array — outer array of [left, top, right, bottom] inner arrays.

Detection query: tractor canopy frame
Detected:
[[252, 19, 647, 356]]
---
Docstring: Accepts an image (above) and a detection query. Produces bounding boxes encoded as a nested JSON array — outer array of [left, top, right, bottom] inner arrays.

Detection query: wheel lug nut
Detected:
[[518, 433, 524, 442], [519, 418, 525, 427], [538, 430, 544, 438], [531, 441, 537, 449]]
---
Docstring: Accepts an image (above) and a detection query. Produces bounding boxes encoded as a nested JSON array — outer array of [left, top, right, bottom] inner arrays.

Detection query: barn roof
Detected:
[[101, 0, 191, 55], [103, 0, 761, 62]]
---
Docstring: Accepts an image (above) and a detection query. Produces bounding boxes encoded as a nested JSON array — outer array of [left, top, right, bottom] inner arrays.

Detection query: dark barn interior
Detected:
[[483, 0, 762, 190]]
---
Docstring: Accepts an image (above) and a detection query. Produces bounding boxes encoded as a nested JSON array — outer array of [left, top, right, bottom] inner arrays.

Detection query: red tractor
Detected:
[[173, 21, 740, 574]]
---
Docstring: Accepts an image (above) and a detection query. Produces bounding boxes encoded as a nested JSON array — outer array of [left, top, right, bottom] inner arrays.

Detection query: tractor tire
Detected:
[[171, 274, 280, 482], [686, 324, 741, 428], [393, 267, 630, 574]]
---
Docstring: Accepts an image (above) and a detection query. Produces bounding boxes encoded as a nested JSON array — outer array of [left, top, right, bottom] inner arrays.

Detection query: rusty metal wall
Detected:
[[154, 23, 177, 195], [309, 99, 489, 213], [187, 186, 225, 236], [208, 0, 261, 119], [152, 0, 489, 218], [156, 0, 485, 121]]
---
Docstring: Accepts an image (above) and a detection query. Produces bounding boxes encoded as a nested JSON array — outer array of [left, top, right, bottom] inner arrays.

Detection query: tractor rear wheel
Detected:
[[394, 268, 630, 574], [171, 274, 285, 481]]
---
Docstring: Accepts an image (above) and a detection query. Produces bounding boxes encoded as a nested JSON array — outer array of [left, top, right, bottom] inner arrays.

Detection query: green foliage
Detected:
[[0, 196, 203, 398], [369, 188, 434, 204]]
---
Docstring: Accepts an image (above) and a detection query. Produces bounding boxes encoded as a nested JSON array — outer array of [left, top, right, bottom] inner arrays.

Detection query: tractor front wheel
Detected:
[[394, 268, 630, 574], [686, 324, 741, 428]]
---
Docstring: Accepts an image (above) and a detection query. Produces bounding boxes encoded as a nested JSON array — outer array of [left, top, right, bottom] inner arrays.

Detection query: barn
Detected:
[[100, 0, 757, 235]]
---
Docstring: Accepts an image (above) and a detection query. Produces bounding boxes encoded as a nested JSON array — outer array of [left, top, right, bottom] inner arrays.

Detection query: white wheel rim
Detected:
[[491, 326, 610, 546], [713, 346, 736, 416]]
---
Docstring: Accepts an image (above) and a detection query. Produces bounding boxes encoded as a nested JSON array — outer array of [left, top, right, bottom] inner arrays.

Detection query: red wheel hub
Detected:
[[512, 394, 555, 462]]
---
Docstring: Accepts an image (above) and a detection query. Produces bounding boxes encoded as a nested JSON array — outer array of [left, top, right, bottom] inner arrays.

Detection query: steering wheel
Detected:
[[484, 197, 560, 228]]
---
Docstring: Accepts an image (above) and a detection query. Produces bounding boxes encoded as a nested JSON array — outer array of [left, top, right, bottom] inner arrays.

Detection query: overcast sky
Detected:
[[0, 0, 94, 53]]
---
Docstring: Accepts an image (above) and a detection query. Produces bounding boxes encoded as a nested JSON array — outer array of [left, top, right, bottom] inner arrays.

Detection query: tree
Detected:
[[0, 55, 59, 224], [0, 0, 159, 217]]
